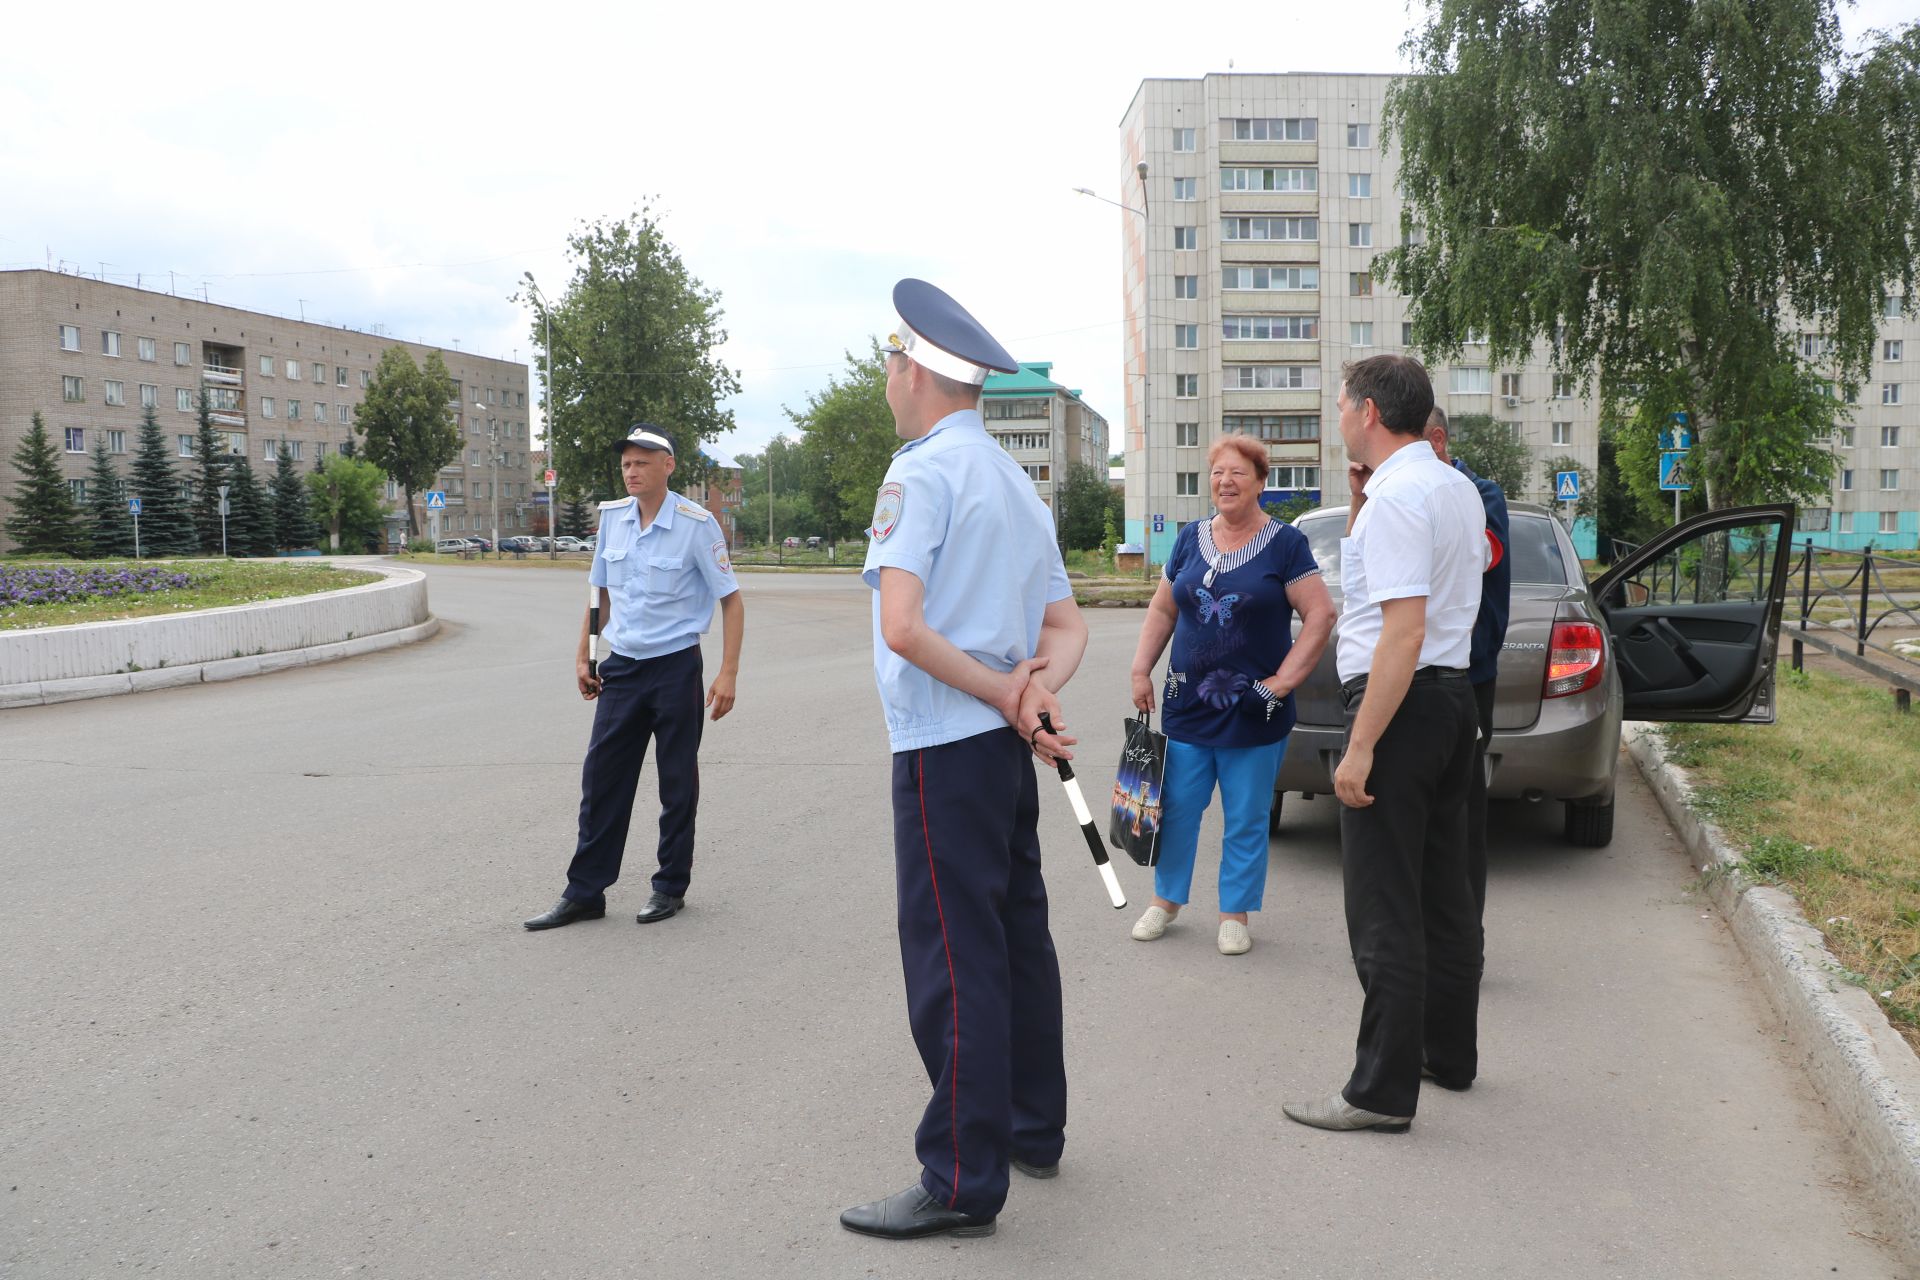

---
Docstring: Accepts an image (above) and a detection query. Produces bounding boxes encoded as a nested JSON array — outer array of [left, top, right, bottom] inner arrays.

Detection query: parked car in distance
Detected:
[[1273, 502, 1794, 846], [464, 535, 494, 553], [783, 536, 802, 549], [551, 536, 585, 552], [435, 538, 474, 554], [498, 536, 536, 553]]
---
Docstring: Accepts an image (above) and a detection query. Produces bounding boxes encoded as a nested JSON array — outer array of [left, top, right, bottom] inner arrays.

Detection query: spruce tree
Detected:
[[224, 454, 275, 557], [270, 443, 317, 551], [128, 406, 199, 555], [4, 412, 85, 554], [560, 495, 593, 538], [190, 393, 230, 555], [84, 436, 135, 558]]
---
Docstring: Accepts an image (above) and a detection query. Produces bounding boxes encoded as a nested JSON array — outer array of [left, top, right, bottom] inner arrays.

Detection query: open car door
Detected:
[[1589, 504, 1795, 724]]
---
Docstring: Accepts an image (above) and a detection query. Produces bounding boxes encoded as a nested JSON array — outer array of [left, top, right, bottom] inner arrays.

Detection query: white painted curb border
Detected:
[[1626, 723, 1920, 1261], [1, 562, 436, 708]]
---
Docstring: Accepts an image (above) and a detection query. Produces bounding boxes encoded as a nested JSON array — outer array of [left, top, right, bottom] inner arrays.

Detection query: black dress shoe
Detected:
[[1012, 1157, 1059, 1180], [839, 1184, 996, 1240], [634, 891, 684, 924], [522, 898, 605, 931], [1420, 1062, 1473, 1092]]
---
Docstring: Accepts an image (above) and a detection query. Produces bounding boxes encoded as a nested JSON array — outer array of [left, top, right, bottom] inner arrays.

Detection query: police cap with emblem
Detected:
[[882, 279, 1020, 386], [614, 423, 675, 457]]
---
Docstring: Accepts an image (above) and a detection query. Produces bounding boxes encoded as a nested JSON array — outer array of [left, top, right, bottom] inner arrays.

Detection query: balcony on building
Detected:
[[203, 342, 244, 387]]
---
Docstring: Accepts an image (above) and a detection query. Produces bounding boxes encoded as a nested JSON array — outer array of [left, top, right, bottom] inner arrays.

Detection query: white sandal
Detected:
[[1131, 905, 1175, 941], [1218, 919, 1252, 955]]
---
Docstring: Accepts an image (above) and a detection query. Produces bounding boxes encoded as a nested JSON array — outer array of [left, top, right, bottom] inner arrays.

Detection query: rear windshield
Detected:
[[1295, 511, 1574, 586]]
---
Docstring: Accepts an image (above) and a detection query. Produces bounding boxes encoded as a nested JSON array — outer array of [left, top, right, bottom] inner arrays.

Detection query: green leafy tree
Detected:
[[189, 394, 230, 555], [1445, 414, 1531, 497], [1057, 460, 1116, 551], [355, 346, 459, 536], [83, 436, 133, 558], [1261, 493, 1316, 524], [306, 454, 387, 553], [734, 435, 824, 545], [1596, 428, 1662, 561], [128, 406, 198, 555], [1383, 2, 1920, 510], [224, 454, 272, 557], [790, 344, 896, 543], [269, 444, 317, 551], [5, 412, 85, 554], [1540, 454, 1597, 527], [518, 207, 740, 500]]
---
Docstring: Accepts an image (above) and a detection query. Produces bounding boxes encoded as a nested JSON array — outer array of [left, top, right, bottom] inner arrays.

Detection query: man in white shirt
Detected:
[[1284, 355, 1488, 1135]]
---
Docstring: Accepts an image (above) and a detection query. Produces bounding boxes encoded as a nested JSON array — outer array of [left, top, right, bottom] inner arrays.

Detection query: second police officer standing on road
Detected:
[[523, 425, 745, 932], [839, 280, 1090, 1242]]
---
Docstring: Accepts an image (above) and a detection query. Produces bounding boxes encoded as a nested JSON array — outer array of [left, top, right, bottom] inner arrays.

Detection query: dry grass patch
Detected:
[[1662, 667, 1920, 1051]]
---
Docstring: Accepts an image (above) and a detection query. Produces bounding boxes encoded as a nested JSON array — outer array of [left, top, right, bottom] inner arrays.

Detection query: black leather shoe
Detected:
[[1421, 1062, 1473, 1092], [634, 891, 684, 924], [1012, 1157, 1059, 1179], [522, 898, 605, 931], [839, 1184, 996, 1240]]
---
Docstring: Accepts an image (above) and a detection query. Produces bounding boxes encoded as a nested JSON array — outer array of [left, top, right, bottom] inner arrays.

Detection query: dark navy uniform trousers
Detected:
[[562, 645, 703, 904], [891, 727, 1067, 1219]]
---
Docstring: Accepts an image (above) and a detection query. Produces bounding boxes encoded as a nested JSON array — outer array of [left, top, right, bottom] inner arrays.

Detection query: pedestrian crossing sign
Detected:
[[1555, 471, 1580, 502], [1659, 452, 1692, 491], [425, 491, 447, 509]]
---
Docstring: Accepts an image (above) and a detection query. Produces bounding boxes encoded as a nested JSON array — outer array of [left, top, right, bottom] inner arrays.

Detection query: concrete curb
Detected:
[[1, 563, 436, 708], [1625, 723, 1920, 1261]]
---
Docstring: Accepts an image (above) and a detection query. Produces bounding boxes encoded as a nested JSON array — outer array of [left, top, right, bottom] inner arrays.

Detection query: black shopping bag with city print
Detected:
[[1108, 713, 1167, 867]]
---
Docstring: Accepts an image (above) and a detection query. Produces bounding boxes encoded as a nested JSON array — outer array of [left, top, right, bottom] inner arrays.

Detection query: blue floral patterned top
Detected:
[[1161, 517, 1321, 748]]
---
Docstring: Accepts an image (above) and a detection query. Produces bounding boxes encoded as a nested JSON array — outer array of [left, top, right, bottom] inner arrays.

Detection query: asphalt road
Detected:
[[1, 564, 1905, 1278]]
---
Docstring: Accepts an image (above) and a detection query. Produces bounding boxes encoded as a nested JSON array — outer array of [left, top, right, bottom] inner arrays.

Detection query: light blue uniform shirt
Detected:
[[863, 410, 1072, 753], [590, 491, 739, 660]]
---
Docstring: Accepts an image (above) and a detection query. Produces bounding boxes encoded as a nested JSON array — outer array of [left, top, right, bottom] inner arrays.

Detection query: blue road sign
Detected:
[[1659, 451, 1693, 491], [1555, 471, 1581, 502], [425, 491, 447, 509], [127, 497, 142, 515], [1659, 427, 1694, 451], [1152, 513, 1165, 533]]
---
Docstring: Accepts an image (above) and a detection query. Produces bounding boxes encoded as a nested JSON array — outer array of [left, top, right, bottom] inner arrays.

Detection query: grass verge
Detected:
[[0, 560, 383, 631], [1661, 666, 1920, 1052]]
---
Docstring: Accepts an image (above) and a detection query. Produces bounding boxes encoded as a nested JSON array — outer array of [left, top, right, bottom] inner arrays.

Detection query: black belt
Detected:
[[1340, 666, 1467, 701]]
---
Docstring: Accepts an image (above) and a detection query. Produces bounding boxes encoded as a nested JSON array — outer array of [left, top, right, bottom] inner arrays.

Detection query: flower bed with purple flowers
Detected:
[[0, 560, 380, 630], [0, 564, 196, 610]]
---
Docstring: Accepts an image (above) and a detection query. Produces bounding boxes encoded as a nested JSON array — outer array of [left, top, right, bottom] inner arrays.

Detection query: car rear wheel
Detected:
[[1564, 797, 1615, 847]]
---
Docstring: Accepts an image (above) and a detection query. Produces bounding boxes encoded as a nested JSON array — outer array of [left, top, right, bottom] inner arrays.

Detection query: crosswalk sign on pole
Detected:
[[425, 491, 447, 509], [1659, 451, 1693, 491], [1554, 471, 1580, 502]]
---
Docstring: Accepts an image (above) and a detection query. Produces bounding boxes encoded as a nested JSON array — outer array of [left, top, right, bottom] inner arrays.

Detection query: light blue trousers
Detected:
[[1153, 737, 1288, 914]]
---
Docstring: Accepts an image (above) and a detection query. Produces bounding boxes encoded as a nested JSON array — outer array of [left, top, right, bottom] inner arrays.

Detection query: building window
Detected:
[[994, 432, 1052, 451], [1221, 216, 1317, 241], [315, 442, 327, 460], [1172, 177, 1196, 201], [261, 398, 275, 418], [1881, 511, 1900, 534], [985, 398, 1050, 421], [1500, 372, 1522, 399], [1020, 463, 1051, 482], [1347, 123, 1372, 148], [138, 384, 157, 410], [1880, 468, 1899, 490], [1226, 414, 1318, 442], [1227, 117, 1316, 141], [1173, 226, 1198, 250], [108, 430, 126, 453], [1175, 472, 1200, 496], [336, 366, 349, 386], [68, 478, 86, 503], [63, 375, 83, 402], [58, 324, 80, 351], [287, 440, 302, 461], [1840, 469, 1854, 491], [1220, 166, 1317, 192], [470, 449, 482, 465], [1267, 465, 1320, 490], [1883, 383, 1902, 405], [1351, 322, 1374, 347], [1552, 421, 1573, 445], [1450, 367, 1493, 394], [1175, 374, 1200, 398], [1173, 274, 1198, 299], [1226, 365, 1320, 390], [1883, 425, 1901, 447], [63, 427, 84, 453], [138, 337, 156, 362], [263, 439, 278, 461], [1553, 374, 1576, 399], [1222, 314, 1318, 341], [1221, 265, 1318, 291], [1174, 324, 1199, 349], [179, 480, 194, 503], [205, 387, 238, 412], [174, 341, 191, 365], [179, 434, 196, 458], [360, 370, 371, 389], [309, 362, 323, 384], [1402, 321, 1414, 346], [1348, 223, 1373, 248], [285, 359, 299, 379], [104, 379, 124, 406], [288, 400, 301, 422], [314, 401, 328, 423], [1348, 173, 1373, 197], [1349, 272, 1373, 297], [1885, 296, 1904, 319], [1886, 340, 1904, 362], [339, 404, 351, 425], [259, 355, 275, 376], [1175, 421, 1200, 446], [1172, 127, 1195, 152], [176, 388, 193, 411], [102, 330, 121, 357], [1837, 426, 1855, 447]]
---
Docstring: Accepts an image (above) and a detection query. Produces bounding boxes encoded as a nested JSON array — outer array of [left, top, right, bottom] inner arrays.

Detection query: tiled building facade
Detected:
[[980, 360, 1110, 523]]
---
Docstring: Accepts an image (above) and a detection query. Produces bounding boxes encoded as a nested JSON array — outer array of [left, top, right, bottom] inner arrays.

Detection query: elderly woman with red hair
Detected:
[[1126, 433, 1335, 954]]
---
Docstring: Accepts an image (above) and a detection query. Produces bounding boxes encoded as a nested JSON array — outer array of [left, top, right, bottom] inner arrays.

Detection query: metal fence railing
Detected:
[[1785, 540, 1920, 710]]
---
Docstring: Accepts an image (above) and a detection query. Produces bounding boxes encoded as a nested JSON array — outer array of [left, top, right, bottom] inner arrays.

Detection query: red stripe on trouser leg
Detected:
[[917, 751, 962, 1208]]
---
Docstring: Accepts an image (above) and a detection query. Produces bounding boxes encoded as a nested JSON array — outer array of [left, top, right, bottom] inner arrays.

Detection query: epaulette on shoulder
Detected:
[[674, 500, 711, 522], [598, 496, 635, 510]]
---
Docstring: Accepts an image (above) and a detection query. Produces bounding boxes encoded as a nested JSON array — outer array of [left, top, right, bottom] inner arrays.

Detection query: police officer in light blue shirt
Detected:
[[840, 280, 1090, 1244], [523, 425, 745, 932]]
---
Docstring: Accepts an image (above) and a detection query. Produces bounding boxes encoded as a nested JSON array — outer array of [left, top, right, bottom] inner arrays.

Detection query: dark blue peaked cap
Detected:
[[886, 279, 1019, 385]]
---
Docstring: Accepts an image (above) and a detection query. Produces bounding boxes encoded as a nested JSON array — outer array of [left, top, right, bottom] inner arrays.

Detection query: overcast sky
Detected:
[[4, 0, 1910, 461]]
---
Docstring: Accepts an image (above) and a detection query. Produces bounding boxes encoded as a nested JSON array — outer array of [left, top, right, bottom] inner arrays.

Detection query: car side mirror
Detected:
[[1607, 579, 1652, 609]]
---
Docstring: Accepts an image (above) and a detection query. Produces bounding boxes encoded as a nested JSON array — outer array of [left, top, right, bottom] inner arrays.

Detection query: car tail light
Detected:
[[1544, 621, 1605, 698]]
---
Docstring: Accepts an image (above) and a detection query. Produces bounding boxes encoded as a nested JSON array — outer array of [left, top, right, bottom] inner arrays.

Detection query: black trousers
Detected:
[[1339, 672, 1483, 1117], [1468, 678, 1496, 919], [562, 646, 703, 903], [892, 729, 1066, 1219]]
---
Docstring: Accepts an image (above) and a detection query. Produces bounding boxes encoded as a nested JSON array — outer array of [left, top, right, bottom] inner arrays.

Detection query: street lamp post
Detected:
[[524, 276, 558, 559], [475, 402, 496, 557], [1076, 160, 1154, 581]]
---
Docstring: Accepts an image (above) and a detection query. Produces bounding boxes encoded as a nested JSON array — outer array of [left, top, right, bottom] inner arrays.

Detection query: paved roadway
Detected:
[[1, 565, 1905, 1278]]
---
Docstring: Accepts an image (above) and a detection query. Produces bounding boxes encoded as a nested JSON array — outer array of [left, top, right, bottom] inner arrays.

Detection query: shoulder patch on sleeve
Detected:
[[711, 539, 733, 575], [675, 500, 711, 522], [598, 496, 635, 510], [870, 482, 904, 541]]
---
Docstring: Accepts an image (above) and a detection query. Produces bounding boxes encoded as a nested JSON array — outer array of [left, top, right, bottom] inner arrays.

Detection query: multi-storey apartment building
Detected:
[[0, 269, 537, 551], [1116, 73, 1918, 560], [980, 360, 1110, 523]]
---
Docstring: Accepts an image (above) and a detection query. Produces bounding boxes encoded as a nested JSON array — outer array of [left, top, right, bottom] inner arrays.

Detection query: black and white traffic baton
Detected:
[[586, 579, 602, 682], [1037, 711, 1126, 910]]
